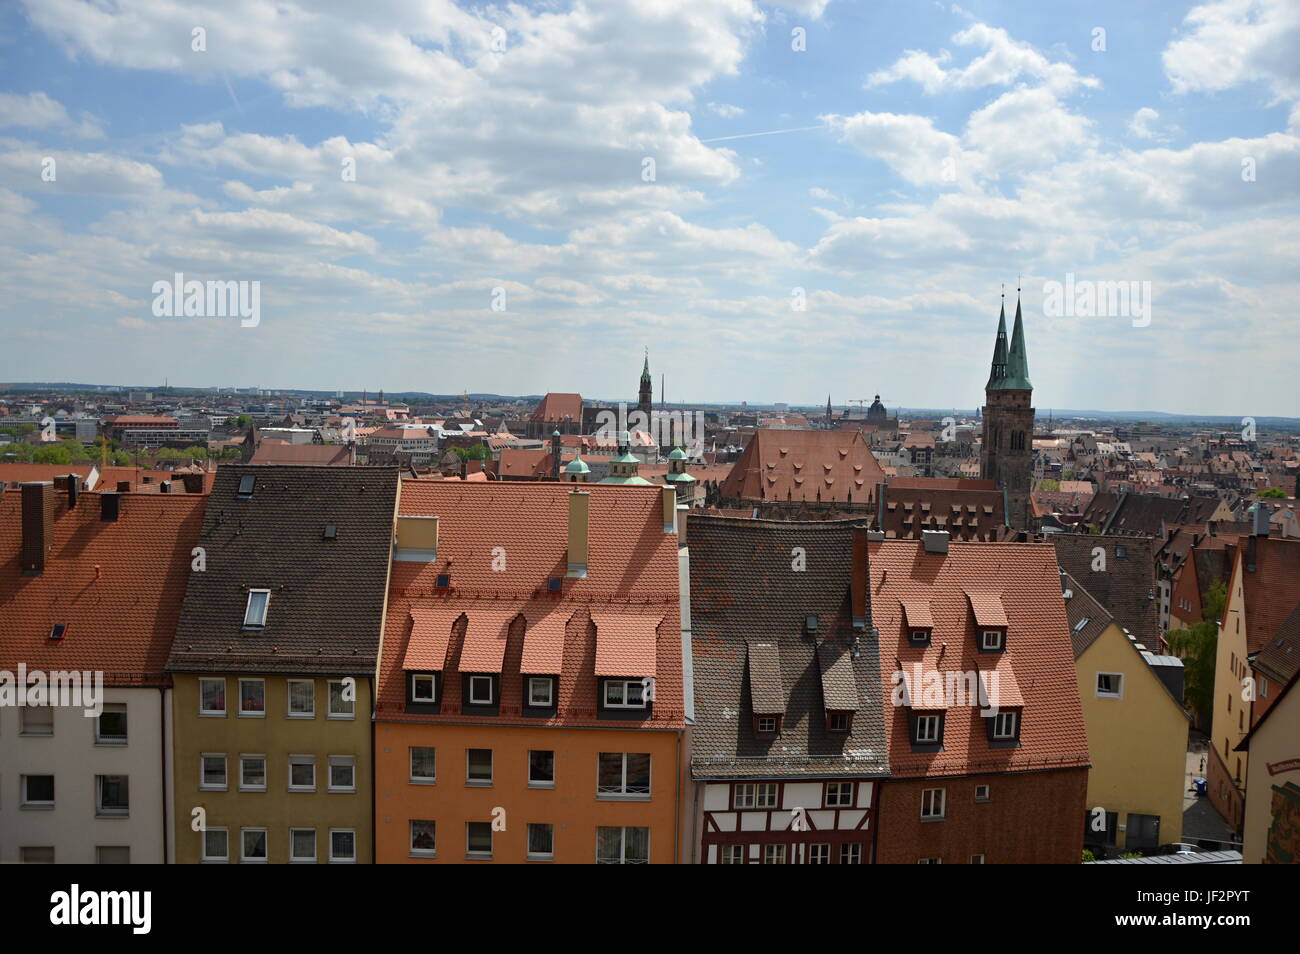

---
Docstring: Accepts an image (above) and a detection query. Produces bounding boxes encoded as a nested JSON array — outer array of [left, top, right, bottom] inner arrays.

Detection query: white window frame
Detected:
[[915, 714, 940, 743], [468, 675, 494, 705], [597, 752, 651, 798], [289, 828, 317, 864], [239, 754, 267, 792], [466, 821, 494, 859], [287, 679, 315, 718], [756, 716, 778, 733], [21, 774, 55, 809], [910, 629, 930, 642], [1096, 672, 1123, 698], [409, 746, 436, 784], [993, 711, 1019, 739], [410, 820, 437, 857], [327, 680, 355, 719], [981, 629, 1004, 651], [840, 843, 863, 864], [95, 703, 128, 744], [410, 673, 436, 703], [719, 845, 745, 864], [198, 677, 226, 717], [975, 783, 990, 802], [288, 755, 316, 792], [241, 827, 268, 864], [329, 829, 357, 864], [595, 826, 650, 864], [327, 755, 356, 793], [243, 588, 270, 627], [528, 750, 555, 788], [200, 753, 228, 792], [808, 843, 831, 864], [603, 679, 647, 709], [19, 705, 54, 737], [466, 748, 493, 785], [763, 844, 787, 865], [202, 827, 229, 863], [95, 775, 129, 817], [238, 678, 266, 718], [921, 787, 946, 820], [825, 781, 854, 808], [527, 676, 554, 707]]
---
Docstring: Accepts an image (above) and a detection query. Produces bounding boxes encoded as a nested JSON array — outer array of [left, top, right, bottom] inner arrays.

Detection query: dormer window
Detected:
[[754, 714, 783, 735], [243, 589, 269, 628], [467, 675, 495, 706], [910, 628, 932, 645], [980, 629, 1005, 652], [409, 672, 438, 704], [992, 711, 1019, 740], [603, 679, 647, 709], [826, 711, 852, 734], [915, 713, 941, 744]]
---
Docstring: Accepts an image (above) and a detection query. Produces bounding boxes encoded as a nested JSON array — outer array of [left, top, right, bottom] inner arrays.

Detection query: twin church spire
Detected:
[[986, 288, 1032, 392]]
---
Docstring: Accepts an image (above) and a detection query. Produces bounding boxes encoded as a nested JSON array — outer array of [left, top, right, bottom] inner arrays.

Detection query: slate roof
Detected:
[[718, 428, 886, 504], [0, 483, 205, 687], [376, 481, 684, 729], [249, 442, 351, 466], [687, 515, 888, 780], [1061, 572, 1113, 658], [870, 539, 1091, 779], [1254, 602, 1300, 686], [877, 479, 1005, 541], [1053, 533, 1160, 649], [166, 465, 399, 676], [1081, 491, 1223, 535]]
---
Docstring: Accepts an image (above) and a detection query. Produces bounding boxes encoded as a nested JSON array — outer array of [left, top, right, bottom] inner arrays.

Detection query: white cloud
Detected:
[[1163, 0, 1300, 102], [0, 91, 104, 138], [1128, 107, 1161, 140]]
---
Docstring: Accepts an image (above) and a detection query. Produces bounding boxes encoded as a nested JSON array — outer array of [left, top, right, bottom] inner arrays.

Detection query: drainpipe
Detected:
[[674, 730, 682, 864], [160, 687, 169, 863]]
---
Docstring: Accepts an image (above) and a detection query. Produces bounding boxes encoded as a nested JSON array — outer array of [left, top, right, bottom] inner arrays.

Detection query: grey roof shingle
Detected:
[[166, 465, 399, 676], [687, 515, 888, 780]]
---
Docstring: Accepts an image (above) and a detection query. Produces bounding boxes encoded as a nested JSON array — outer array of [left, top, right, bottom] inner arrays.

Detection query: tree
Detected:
[[1037, 478, 1060, 492], [1166, 579, 1226, 728], [1258, 487, 1287, 499], [453, 444, 490, 462]]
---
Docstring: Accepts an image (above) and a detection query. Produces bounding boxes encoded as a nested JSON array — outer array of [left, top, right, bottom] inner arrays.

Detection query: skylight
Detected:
[[237, 475, 255, 497]]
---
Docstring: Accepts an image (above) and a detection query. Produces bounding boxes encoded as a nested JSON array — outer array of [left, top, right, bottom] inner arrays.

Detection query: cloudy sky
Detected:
[[1, 0, 1297, 415]]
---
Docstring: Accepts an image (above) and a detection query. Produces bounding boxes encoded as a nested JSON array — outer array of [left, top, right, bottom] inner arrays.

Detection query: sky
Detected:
[[0, 0, 1297, 415]]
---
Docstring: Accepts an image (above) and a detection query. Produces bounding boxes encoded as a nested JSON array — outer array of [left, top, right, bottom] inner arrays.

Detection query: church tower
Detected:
[[638, 350, 653, 417], [980, 291, 1035, 531]]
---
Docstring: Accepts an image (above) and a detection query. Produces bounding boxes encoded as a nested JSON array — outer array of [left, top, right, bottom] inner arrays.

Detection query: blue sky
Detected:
[[1, 0, 1297, 415]]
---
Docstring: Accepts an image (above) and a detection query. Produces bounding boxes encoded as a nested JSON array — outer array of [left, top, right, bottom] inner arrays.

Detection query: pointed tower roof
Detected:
[[985, 298, 1010, 390], [1002, 294, 1032, 390], [640, 349, 651, 385]]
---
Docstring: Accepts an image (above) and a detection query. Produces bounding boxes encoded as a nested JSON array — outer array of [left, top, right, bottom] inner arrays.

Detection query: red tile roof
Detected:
[[720, 428, 886, 504], [869, 539, 1090, 778], [378, 481, 683, 728], [499, 448, 553, 478], [529, 392, 583, 423], [592, 613, 660, 677], [249, 443, 351, 466], [0, 485, 205, 687]]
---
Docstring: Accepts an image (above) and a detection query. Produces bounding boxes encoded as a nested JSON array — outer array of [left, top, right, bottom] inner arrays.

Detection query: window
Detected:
[[921, 788, 946, 820], [763, 844, 787, 864], [840, 843, 863, 864], [981, 630, 1004, 651], [918, 857, 942, 864], [528, 750, 555, 787], [527, 677, 554, 707], [596, 826, 649, 864], [467, 822, 493, 859], [993, 711, 1019, 740], [756, 716, 778, 733], [241, 828, 268, 863], [1096, 672, 1123, 698], [202, 828, 229, 863], [827, 711, 851, 733], [971, 854, 986, 864], [468, 675, 494, 705], [910, 629, 930, 643], [328, 680, 355, 719], [410, 820, 437, 857], [603, 679, 647, 709], [21, 774, 55, 808], [240, 755, 266, 792], [1115, 545, 1127, 559], [975, 784, 990, 802], [289, 755, 316, 792], [238, 679, 265, 717], [597, 753, 651, 798], [20, 847, 54, 864], [96, 846, 130, 864], [410, 747, 436, 783], [200, 754, 228, 791], [19, 706, 53, 736], [915, 714, 941, 744], [825, 782, 855, 808], [527, 824, 554, 860], [808, 844, 830, 864], [290, 829, 317, 863], [237, 474, 256, 496], [96, 704, 128, 744], [467, 749, 493, 785], [733, 783, 778, 809], [410, 673, 437, 703], [330, 830, 357, 864], [199, 677, 226, 716], [287, 679, 315, 718], [96, 775, 129, 817], [719, 845, 745, 864], [243, 589, 269, 627], [328, 756, 356, 793], [1127, 812, 1161, 851]]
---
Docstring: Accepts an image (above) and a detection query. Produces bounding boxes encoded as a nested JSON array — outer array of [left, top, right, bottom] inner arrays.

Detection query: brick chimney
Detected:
[[21, 482, 54, 575], [567, 490, 590, 578]]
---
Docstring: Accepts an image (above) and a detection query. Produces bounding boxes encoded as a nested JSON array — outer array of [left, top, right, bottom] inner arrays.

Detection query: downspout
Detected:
[[870, 778, 881, 863], [674, 730, 682, 864], [160, 687, 169, 863]]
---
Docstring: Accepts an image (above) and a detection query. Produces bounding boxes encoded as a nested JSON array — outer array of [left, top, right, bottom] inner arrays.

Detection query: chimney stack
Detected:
[[21, 482, 54, 575], [660, 485, 677, 534], [101, 492, 121, 523], [182, 473, 204, 494], [567, 490, 590, 578], [61, 473, 79, 509], [922, 529, 950, 555]]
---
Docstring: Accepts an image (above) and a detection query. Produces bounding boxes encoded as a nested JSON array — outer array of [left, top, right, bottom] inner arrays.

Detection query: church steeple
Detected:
[[986, 294, 1009, 389], [638, 348, 653, 416], [1005, 295, 1032, 390]]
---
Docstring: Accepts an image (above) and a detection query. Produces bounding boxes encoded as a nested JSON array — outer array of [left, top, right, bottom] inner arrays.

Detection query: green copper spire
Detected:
[[1003, 294, 1032, 390], [640, 348, 651, 386], [985, 299, 1009, 390]]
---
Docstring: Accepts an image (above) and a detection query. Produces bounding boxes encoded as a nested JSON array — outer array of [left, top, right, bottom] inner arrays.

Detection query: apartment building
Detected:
[[1064, 573, 1190, 855], [0, 478, 204, 863], [868, 532, 1091, 864], [166, 465, 399, 863], [373, 481, 689, 863], [687, 517, 888, 863]]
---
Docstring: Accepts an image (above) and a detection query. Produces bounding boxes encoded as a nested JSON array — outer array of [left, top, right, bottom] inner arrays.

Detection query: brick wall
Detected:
[[875, 768, 1088, 864]]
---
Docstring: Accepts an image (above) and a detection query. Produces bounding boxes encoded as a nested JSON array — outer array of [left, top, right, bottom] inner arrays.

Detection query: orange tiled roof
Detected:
[[870, 539, 1090, 778], [592, 613, 660, 677], [0, 484, 205, 687], [719, 428, 885, 504], [529, 392, 583, 423]]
